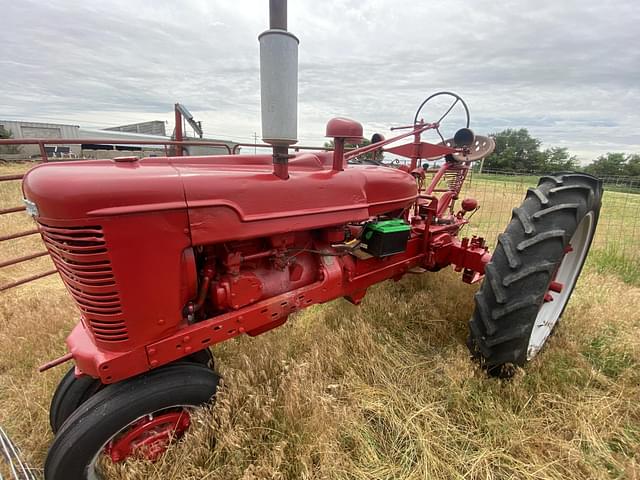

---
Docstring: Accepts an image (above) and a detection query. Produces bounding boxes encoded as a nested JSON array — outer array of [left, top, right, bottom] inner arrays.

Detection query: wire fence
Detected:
[[460, 170, 639, 259], [0, 163, 638, 293]]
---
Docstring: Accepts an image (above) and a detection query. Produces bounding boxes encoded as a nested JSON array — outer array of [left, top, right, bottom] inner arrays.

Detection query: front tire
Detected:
[[49, 368, 103, 434], [48, 348, 214, 434], [44, 363, 219, 480], [468, 173, 602, 375]]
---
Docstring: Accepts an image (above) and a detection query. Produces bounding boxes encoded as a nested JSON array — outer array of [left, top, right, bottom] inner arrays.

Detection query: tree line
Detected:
[[481, 128, 639, 178]]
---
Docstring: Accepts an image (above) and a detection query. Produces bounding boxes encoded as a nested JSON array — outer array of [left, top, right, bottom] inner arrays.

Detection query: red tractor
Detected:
[[22, 3, 602, 479]]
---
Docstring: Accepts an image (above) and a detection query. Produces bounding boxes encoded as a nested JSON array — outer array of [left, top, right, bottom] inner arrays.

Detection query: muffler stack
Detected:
[[259, 0, 299, 179]]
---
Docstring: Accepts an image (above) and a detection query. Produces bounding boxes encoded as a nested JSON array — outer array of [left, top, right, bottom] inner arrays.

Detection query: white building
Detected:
[[0, 120, 237, 159]]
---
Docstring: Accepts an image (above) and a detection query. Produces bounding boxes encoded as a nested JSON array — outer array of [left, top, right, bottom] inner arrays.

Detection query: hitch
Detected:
[[38, 352, 73, 373]]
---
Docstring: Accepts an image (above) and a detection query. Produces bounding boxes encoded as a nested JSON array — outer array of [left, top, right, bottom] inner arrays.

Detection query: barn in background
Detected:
[[0, 119, 237, 160]]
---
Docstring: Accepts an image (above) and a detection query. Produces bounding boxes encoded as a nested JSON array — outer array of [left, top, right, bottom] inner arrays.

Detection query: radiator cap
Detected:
[[325, 117, 363, 142]]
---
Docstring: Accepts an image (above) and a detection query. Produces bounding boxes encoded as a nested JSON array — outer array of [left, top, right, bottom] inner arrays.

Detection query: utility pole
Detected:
[[253, 132, 258, 154]]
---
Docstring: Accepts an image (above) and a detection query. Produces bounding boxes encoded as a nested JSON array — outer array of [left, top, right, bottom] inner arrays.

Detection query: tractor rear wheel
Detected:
[[44, 363, 219, 480], [468, 173, 602, 376], [48, 348, 214, 433]]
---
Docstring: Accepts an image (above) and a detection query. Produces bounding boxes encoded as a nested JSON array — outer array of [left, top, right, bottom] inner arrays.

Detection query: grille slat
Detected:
[[90, 324, 129, 334], [43, 240, 109, 263], [38, 222, 128, 343], [82, 311, 127, 323], [54, 263, 115, 283], [47, 250, 112, 272], [69, 293, 121, 309], [38, 225, 105, 236], [43, 238, 107, 254], [45, 232, 104, 245], [64, 282, 119, 300], [57, 271, 117, 294]]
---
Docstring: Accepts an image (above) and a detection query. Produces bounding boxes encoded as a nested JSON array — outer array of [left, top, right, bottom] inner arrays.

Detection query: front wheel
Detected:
[[44, 363, 219, 480], [48, 348, 214, 434], [50, 367, 103, 434], [468, 173, 602, 376]]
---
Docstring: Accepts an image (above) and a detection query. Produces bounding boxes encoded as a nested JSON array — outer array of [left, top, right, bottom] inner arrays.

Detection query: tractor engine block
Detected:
[[195, 232, 325, 319]]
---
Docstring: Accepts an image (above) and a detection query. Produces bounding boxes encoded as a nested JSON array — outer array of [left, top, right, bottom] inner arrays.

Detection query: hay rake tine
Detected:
[[0, 427, 36, 480]]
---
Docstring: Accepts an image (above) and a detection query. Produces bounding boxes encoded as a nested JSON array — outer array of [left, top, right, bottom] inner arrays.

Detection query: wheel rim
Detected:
[[86, 406, 191, 479], [527, 212, 595, 360]]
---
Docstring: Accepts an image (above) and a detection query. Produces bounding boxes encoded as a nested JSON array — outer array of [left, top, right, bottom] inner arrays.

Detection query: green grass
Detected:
[[586, 248, 640, 286], [474, 172, 639, 195], [472, 171, 541, 185], [582, 326, 637, 378]]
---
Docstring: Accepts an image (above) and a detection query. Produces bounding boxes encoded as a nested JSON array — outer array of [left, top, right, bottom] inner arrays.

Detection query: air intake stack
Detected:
[[259, 0, 299, 179]]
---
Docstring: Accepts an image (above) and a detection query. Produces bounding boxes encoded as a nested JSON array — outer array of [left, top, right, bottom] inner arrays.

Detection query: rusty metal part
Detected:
[[270, 0, 287, 30], [435, 135, 496, 162], [0, 206, 26, 216], [0, 229, 39, 242], [0, 251, 48, 269], [38, 352, 74, 373], [0, 269, 57, 293], [0, 425, 37, 480]]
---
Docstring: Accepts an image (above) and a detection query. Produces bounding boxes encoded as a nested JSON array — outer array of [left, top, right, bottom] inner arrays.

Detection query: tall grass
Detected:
[[0, 162, 638, 479], [586, 248, 640, 286], [1, 271, 638, 479]]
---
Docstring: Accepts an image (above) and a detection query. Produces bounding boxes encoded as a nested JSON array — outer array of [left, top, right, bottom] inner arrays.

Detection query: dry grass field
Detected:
[[1, 161, 639, 479]]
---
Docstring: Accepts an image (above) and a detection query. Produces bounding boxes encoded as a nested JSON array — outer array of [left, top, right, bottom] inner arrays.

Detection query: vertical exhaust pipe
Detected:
[[259, 0, 299, 179]]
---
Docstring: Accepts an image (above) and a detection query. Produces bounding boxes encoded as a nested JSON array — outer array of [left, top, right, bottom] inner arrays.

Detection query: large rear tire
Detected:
[[44, 363, 219, 480], [468, 173, 602, 376]]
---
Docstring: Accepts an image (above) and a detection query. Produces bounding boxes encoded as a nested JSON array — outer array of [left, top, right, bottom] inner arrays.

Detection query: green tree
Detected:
[[584, 153, 628, 177], [624, 154, 640, 177], [0, 126, 22, 154], [324, 138, 384, 163], [483, 129, 545, 172], [540, 147, 578, 172]]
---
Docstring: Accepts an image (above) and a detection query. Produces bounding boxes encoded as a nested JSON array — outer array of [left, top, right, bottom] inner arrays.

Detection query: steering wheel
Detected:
[[413, 91, 470, 143]]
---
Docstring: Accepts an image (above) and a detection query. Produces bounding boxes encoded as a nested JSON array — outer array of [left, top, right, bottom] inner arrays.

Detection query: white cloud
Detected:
[[1, 0, 638, 161]]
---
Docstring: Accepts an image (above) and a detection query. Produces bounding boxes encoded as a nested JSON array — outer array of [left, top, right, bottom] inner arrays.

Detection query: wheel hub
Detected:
[[104, 410, 191, 462]]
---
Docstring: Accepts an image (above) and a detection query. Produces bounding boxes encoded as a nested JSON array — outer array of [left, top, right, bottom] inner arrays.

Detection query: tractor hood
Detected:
[[22, 154, 418, 227], [22, 159, 187, 220]]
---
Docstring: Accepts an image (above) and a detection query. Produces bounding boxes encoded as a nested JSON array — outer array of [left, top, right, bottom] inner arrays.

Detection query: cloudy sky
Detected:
[[2, 0, 638, 163]]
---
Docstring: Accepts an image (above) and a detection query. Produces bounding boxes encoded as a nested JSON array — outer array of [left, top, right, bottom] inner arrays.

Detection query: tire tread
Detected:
[[468, 173, 602, 371]]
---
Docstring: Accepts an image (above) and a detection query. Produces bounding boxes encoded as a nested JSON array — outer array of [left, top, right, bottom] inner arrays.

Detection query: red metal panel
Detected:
[[22, 159, 187, 219], [33, 212, 192, 353], [19, 122, 493, 385], [177, 152, 417, 245]]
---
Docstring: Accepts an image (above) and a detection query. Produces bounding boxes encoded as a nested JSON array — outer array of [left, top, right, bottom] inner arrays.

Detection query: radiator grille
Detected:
[[38, 222, 128, 342]]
